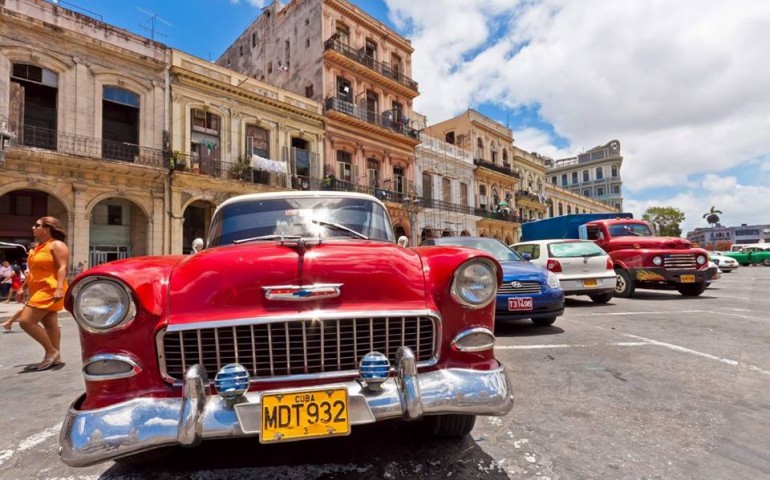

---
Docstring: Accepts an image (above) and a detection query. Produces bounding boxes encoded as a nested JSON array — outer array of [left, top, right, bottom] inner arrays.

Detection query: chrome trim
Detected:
[[450, 259, 498, 309], [82, 353, 143, 381], [165, 309, 440, 333], [71, 276, 137, 334], [263, 284, 343, 301], [59, 362, 514, 467], [396, 347, 422, 420], [158, 310, 443, 385], [450, 327, 496, 353]]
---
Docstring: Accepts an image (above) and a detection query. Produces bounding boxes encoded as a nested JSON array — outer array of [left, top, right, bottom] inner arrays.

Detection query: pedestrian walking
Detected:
[[3, 265, 24, 303], [17, 216, 69, 371]]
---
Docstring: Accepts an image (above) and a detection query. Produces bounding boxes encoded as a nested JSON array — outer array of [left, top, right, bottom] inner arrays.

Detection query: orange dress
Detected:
[[27, 240, 68, 311]]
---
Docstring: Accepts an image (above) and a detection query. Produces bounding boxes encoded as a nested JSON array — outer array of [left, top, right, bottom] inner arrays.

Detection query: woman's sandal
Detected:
[[2, 325, 13, 334], [36, 353, 61, 371]]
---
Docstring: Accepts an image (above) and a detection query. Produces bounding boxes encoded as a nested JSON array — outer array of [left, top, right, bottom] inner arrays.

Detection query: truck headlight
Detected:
[[72, 277, 136, 333], [652, 256, 663, 266], [451, 259, 497, 308], [546, 271, 561, 290], [696, 255, 707, 265]]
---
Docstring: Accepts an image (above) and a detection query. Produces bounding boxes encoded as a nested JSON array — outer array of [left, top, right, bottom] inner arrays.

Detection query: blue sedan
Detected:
[[420, 237, 565, 326]]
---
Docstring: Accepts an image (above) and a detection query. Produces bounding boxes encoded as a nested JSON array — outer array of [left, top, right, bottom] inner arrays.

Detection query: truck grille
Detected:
[[158, 314, 439, 382], [664, 254, 696, 269], [498, 281, 542, 295]]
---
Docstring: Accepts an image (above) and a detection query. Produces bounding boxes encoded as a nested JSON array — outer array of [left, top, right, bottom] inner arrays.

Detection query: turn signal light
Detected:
[[606, 258, 614, 270], [546, 259, 562, 273]]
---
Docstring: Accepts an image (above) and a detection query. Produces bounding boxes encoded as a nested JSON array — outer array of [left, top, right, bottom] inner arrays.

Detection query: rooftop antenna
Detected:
[[137, 7, 172, 41]]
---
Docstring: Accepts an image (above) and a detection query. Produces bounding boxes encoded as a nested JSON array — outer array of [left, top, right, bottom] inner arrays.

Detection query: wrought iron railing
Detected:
[[515, 190, 548, 204], [325, 98, 420, 140], [473, 158, 521, 178], [324, 38, 419, 92], [5, 122, 165, 168]]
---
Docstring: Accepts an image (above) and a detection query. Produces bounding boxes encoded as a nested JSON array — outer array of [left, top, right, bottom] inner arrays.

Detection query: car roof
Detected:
[[215, 191, 388, 212]]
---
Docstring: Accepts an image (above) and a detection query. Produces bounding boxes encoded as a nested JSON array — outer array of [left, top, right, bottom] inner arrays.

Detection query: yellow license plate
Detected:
[[583, 279, 599, 287], [260, 387, 349, 443], [680, 274, 696, 283]]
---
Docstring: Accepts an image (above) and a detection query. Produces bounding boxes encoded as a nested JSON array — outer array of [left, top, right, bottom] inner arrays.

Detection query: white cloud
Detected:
[[229, 0, 266, 7], [385, 0, 770, 226]]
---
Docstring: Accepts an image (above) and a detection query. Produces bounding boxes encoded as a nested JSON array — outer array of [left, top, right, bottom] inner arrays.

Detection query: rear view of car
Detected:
[[512, 240, 616, 304], [421, 237, 564, 326]]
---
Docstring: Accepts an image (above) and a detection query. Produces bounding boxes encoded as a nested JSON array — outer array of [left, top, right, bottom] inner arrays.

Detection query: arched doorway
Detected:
[[88, 198, 148, 267], [183, 200, 216, 253], [0, 189, 68, 265]]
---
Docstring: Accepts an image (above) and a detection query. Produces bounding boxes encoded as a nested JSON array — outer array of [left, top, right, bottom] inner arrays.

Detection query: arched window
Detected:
[[10, 63, 59, 150], [476, 137, 484, 160], [102, 86, 139, 161], [490, 142, 498, 164], [502, 149, 509, 165]]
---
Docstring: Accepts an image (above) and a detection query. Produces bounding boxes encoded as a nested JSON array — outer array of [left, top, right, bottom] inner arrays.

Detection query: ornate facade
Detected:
[[545, 183, 618, 218], [511, 146, 549, 223]]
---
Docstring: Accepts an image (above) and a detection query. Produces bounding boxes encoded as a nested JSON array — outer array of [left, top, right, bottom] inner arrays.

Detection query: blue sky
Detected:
[[56, 0, 770, 235]]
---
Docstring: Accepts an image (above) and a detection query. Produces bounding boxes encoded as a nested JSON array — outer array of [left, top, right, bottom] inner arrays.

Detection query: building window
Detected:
[[393, 166, 405, 193], [476, 137, 484, 159], [613, 185, 620, 194], [268, 62, 272, 74], [551, 176, 557, 185], [583, 170, 589, 182], [442, 177, 451, 202], [367, 158, 380, 187], [306, 38, 310, 48], [558, 203, 564, 216], [614, 203, 621, 210], [337, 150, 353, 182], [252, 33, 257, 47], [445, 131, 455, 144], [391, 101, 403, 123], [611, 165, 619, 177], [583, 189, 591, 197], [305, 83, 314, 98], [571, 172, 578, 184], [561, 174, 568, 186], [422, 172, 433, 200], [102, 86, 139, 161], [502, 149, 509, 165], [460, 182, 468, 207], [391, 53, 403, 74], [239, 45, 243, 57], [285, 40, 290, 68], [597, 187, 605, 196], [93, 204, 123, 226], [336, 25, 349, 45], [246, 124, 269, 158], [337, 77, 352, 102], [365, 39, 377, 61], [490, 142, 498, 164], [596, 167, 604, 180], [567, 205, 572, 215]]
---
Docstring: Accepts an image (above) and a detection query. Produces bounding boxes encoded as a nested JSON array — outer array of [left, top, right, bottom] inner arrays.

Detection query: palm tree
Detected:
[[702, 206, 723, 226]]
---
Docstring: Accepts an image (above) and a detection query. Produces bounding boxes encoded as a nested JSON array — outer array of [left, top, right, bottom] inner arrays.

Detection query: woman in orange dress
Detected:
[[18, 216, 69, 371]]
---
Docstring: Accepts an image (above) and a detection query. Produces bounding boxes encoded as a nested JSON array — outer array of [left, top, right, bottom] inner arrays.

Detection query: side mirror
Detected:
[[521, 252, 532, 261], [397, 236, 409, 248], [191, 238, 204, 253]]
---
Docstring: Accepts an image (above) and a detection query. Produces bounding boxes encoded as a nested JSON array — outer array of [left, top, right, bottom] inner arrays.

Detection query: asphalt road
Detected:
[[1, 267, 768, 480]]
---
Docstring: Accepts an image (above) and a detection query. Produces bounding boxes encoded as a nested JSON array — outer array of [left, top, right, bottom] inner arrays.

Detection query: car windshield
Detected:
[[429, 237, 525, 262], [548, 241, 606, 258], [207, 196, 395, 247], [608, 223, 652, 237]]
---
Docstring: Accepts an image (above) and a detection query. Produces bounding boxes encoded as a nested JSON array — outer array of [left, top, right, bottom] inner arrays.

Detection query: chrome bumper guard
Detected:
[[59, 348, 514, 467]]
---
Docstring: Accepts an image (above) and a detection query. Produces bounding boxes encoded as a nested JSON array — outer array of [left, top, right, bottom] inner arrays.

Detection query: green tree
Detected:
[[642, 206, 686, 237], [702, 205, 723, 227]]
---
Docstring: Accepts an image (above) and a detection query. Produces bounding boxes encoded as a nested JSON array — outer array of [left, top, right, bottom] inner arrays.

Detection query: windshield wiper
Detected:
[[311, 219, 368, 239], [233, 234, 302, 244]]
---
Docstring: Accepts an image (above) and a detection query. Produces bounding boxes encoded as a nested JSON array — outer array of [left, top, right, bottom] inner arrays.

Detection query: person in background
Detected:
[[74, 261, 85, 276], [17, 216, 70, 371], [3, 265, 23, 303], [0, 260, 12, 298]]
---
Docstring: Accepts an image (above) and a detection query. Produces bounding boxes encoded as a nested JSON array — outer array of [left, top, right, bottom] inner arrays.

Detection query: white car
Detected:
[[511, 239, 616, 303], [710, 252, 739, 273]]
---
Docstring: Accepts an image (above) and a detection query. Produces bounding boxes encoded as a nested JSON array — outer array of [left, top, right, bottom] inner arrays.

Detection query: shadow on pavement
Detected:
[[101, 419, 511, 479], [494, 321, 565, 338]]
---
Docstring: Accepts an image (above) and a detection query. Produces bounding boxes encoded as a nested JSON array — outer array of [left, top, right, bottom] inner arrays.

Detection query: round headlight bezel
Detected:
[[652, 256, 663, 266], [72, 276, 136, 334], [450, 259, 498, 309], [696, 255, 707, 265]]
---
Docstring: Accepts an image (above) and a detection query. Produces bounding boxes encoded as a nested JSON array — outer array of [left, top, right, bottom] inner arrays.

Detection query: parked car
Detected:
[[709, 252, 739, 273], [723, 245, 770, 266], [706, 260, 721, 287], [420, 236, 564, 326], [59, 192, 513, 467], [510, 239, 616, 304]]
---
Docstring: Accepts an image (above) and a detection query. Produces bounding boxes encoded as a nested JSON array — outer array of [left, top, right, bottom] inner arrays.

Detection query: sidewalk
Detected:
[[0, 300, 73, 322]]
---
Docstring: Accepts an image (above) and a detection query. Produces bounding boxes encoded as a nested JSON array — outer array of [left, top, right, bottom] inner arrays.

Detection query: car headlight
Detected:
[[652, 256, 663, 266], [696, 255, 706, 265], [451, 259, 497, 308], [72, 277, 136, 333], [546, 271, 561, 290]]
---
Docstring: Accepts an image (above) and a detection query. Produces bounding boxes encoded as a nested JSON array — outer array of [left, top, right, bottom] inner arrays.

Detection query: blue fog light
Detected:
[[359, 352, 390, 391], [214, 363, 250, 398]]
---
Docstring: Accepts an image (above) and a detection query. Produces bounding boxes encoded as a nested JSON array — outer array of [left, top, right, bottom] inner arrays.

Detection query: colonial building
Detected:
[[0, 0, 169, 268], [217, 0, 422, 240], [424, 109, 520, 244], [415, 135, 480, 242], [545, 183, 618, 218], [167, 50, 324, 253], [546, 140, 624, 211], [687, 223, 770, 249], [511, 146, 549, 223]]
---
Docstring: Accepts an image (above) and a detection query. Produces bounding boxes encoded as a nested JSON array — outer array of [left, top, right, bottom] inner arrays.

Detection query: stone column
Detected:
[[71, 183, 90, 268]]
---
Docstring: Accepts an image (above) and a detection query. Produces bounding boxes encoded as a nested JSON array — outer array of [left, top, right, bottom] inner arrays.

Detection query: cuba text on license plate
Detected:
[[261, 387, 349, 443], [508, 297, 533, 311]]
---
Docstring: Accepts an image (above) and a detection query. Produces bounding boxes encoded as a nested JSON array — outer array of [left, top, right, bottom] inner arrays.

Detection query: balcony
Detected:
[[324, 38, 419, 93], [515, 190, 548, 205], [473, 158, 520, 178], [5, 122, 165, 168], [325, 97, 420, 140]]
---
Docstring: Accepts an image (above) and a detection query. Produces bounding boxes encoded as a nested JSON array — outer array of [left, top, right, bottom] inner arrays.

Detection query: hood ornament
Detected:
[[510, 281, 523, 289], [263, 284, 342, 301]]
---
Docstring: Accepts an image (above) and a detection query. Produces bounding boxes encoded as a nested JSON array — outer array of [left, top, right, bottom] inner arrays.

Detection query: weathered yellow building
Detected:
[[512, 146, 549, 223]]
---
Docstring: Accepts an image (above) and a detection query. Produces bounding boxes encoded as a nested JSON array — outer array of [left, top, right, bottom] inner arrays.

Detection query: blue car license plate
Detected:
[[508, 297, 533, 311]]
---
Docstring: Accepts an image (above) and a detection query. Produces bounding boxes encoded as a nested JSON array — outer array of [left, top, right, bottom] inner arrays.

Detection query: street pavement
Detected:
[[0, 267, 768, 479]]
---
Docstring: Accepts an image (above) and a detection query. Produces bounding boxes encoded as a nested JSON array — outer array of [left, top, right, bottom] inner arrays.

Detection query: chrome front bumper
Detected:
[[60, 348, 514, 467]]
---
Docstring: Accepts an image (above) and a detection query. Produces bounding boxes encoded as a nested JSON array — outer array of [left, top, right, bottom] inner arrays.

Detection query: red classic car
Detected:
[[59, 191, 514, 467]]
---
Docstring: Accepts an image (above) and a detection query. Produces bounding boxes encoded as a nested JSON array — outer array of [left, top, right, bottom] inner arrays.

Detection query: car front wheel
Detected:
[[428, 414, 476, 437], [614, 270, 635, 298]]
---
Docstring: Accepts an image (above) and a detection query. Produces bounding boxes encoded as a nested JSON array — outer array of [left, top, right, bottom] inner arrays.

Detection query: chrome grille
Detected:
[[159, 315, 438, 382], [663, 254, 696, 269], [498, 281, 542, 295]]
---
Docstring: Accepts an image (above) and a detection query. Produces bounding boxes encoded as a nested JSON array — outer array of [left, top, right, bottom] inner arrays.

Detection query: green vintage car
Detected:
[[723, 245, 770, 266]]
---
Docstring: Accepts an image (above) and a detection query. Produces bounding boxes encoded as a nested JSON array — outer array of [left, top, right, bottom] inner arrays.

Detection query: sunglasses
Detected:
[[33, 223, 46, 229]]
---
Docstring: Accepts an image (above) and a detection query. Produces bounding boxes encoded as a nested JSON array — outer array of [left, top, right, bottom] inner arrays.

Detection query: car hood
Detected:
[[167, 241, 426, 325], [607, 236, 693, 250], [499, 260, 547, 282]]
